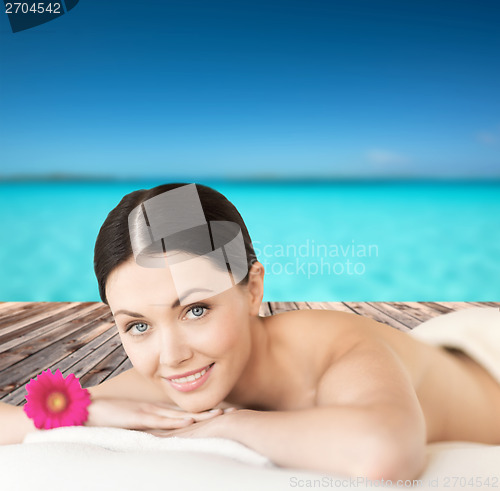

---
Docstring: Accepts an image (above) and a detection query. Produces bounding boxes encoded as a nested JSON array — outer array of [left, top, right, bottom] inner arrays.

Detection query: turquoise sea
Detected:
[[0, 180, 499, 302]]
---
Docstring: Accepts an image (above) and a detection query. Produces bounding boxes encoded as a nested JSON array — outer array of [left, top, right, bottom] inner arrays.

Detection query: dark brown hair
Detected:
[[94, 183, 257, 304]]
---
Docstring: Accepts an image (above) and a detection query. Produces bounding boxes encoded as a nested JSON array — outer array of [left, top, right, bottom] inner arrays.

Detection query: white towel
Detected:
[[13, 426, 301, 491], [4, 427, 500, 491], [23, 425, 272, 466], [408, 306, 500, 385]]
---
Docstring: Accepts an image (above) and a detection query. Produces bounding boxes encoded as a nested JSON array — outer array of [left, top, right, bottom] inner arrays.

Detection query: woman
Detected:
[[3, 182, 500, 481]]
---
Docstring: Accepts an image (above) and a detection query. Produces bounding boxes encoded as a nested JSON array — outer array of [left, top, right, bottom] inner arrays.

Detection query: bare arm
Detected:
[[0, 368, 226, 446], [214, 338, 427, 480], [0, 401, 36, 445], [0, 368, 160, 446]]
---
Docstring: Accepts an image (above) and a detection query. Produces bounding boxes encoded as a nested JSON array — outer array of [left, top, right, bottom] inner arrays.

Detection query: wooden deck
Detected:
[[1, 301, 499, 407]]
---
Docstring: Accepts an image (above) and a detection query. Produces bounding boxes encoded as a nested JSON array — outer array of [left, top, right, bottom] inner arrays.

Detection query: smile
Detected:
[[165, 363, 215, 392]]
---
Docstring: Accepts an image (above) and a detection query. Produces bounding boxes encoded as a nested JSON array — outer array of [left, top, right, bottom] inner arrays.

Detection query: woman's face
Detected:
[[105, 255, 261, 413]]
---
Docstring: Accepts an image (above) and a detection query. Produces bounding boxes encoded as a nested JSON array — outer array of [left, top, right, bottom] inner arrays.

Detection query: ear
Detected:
[[245, 261, 265, 316]]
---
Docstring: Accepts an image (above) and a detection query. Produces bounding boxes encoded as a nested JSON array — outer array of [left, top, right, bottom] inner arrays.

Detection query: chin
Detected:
[[188, 395, 223, 413]]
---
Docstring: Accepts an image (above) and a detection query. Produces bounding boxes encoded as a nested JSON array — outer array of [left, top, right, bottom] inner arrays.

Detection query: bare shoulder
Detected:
[[263, 307, 388, 332], [87, 367, 172, 403], [262, 309, 425, 405], [261, 308, 403, 389], [262, 308, 389, 359], [263, 308, 427, 378], [316, 336, 420, 407]]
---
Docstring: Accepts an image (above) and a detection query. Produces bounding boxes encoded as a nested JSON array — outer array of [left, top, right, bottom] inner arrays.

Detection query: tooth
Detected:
[[172, 366, 209, 384]]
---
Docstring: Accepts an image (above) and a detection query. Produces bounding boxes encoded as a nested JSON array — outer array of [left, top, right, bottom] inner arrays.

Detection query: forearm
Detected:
[[219, 405, 426, 480], [0, 401, 37, 445]]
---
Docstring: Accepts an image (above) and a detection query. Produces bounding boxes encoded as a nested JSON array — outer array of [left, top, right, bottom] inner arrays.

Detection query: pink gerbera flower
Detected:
[[24, 369, 92, 430]]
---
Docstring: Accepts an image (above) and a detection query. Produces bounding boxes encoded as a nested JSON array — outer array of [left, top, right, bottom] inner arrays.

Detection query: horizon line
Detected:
[[1, 172, 500, 183]]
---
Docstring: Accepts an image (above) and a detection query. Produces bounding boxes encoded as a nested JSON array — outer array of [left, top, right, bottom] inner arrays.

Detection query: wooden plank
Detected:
[[0, 314, 114, 385], [381, 302, 444, 323], [0, 302, 34, 316], [0, 302, 80, 339], [416, 302, 455, 316], [0, 322, 118, 404], [426, 302, 498, 318], [466, 301, 500, 309], [294, 302, 312, 310], [0, 304, 109, 367], [0, 302, 28, 314], [0, 320, 115, 395], [0, 302, 66, 325], [342, 302, 411, 332], [0, 311, 116, 381], [48, 324, 119, 374], [0, 303, 60, 329], [433, 301, 474, 310], [69, 334, 124, 382], [306, 302, 357, 314], [258, 302, 273, 317], [366, 302, 422, 329], [0, 303, 107, 354], [103, 356, 133, 382], [481, 301, 500, 307], [79, 344, 129, 389], [269, 302, 299, 314]]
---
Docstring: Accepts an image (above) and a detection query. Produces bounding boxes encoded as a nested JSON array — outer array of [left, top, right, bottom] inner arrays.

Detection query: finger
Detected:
[[142, 404, 223, 421], [145, 424, 197, 438], [132, 413, 194, 430], [139, 403, 191, 419], [144, 429, 171, 438], [188, 408, 224, 421], [144, 425, 192, 437], [146, 401, 182, 411], [154, 416, 194, 429]]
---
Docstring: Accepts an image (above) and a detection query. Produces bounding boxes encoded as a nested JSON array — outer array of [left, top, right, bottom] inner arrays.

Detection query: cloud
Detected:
[[365, 149, 410, 168], [476, 127, 500, 146]]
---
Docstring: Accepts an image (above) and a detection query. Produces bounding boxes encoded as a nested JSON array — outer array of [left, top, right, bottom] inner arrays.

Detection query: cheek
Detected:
[[120, 338, 158, 377], [210, 311, 251, 355]]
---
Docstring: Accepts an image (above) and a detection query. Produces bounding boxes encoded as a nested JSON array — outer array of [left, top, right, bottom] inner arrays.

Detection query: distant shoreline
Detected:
[[1, 174, 500, 184]]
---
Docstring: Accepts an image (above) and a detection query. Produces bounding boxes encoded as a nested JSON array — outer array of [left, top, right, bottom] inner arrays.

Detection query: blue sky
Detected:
[[1, 0, 499, 179]]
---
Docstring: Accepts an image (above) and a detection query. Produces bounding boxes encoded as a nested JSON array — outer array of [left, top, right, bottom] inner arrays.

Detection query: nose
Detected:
[[158, 326, 194, 367]]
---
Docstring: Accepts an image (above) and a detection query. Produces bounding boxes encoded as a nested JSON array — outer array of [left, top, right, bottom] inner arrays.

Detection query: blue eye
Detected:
[[126, 322, 149, 335], [186, 305, 209, 319], [191, 306, 205, 317]]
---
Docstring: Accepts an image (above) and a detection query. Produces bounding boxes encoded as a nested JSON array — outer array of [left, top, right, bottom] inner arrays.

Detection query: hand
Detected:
[[86, 397, 227, 431], [144, 408, 241, 439]]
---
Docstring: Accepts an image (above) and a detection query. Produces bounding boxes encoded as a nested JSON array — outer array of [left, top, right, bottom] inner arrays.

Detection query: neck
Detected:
[[225, 315, 279, 409]]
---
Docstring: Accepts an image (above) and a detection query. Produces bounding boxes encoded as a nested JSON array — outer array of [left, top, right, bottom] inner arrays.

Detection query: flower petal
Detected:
[[23, 370, 91, 429]]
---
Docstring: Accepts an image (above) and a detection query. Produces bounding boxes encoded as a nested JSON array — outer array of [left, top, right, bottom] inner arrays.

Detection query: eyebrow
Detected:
[[113, 288, 215, 318]]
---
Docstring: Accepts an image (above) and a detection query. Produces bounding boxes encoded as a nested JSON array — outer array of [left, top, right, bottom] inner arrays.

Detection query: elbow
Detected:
[[357, 433, 427, 483]]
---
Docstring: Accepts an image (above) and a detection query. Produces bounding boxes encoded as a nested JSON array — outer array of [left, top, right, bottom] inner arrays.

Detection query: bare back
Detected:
[[259, 310, 500, 444]]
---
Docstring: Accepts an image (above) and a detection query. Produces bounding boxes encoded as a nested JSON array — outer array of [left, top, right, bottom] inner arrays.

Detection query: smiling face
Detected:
[[105, 255, 263, 413]]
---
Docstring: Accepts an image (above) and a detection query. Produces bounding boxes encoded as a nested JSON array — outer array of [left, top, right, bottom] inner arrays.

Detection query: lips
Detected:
[[165, 363, 215, 392], [166, 363, 214, 381]]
